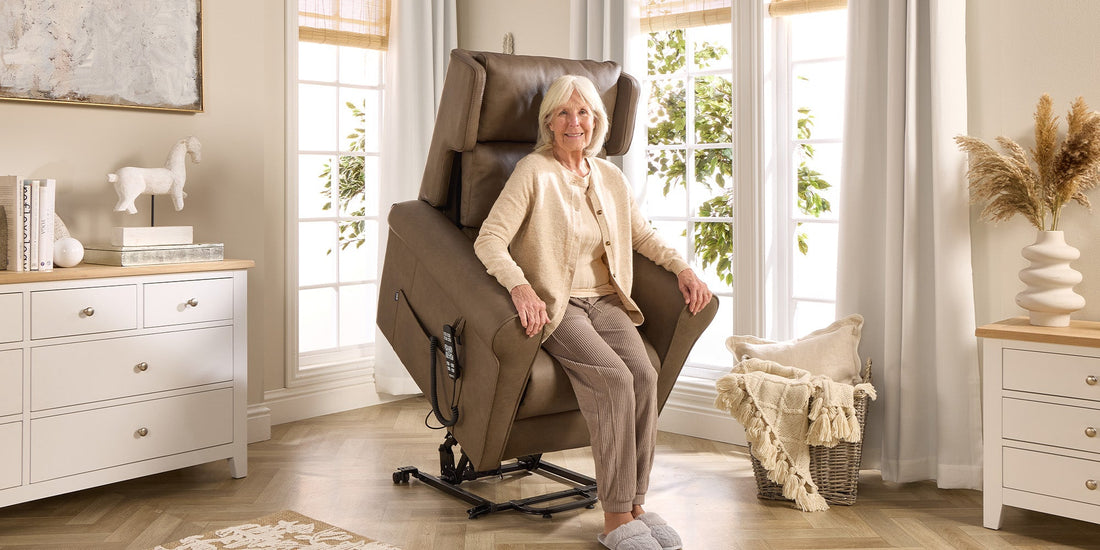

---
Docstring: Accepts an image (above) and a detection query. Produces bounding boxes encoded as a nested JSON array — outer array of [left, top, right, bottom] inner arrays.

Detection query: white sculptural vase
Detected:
[[1015, 230, 1086, 327]]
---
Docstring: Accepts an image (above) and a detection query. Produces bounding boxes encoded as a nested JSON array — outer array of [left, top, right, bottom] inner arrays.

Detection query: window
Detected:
[[643, 17, 735, 381], [290, 0, 389, 383], [775, 8, 847, 338], [639, 0, 847, 383]]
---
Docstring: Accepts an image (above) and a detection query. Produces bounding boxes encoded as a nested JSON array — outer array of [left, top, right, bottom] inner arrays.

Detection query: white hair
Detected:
[[534, 75, 609, 157]]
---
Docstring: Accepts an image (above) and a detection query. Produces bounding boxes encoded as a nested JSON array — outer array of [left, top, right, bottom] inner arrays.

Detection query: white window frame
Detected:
[[770, 10, 844, 341], [653, 1, 846, 443], [641, 1, 766, 386], [642, 34, 737, 381], [284, 1, 385, 389]]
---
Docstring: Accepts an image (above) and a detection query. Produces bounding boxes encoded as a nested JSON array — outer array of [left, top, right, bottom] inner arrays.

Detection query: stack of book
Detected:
[[83, 225, 223, 267], [0, 175, 56, 272]]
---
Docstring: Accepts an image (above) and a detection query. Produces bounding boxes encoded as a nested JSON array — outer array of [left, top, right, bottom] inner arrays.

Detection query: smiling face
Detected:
[[548, 91, 594, 157]]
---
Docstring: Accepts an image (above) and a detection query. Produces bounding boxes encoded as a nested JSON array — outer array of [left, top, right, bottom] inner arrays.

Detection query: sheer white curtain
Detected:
[[836, 0, 982, 488], [374, 0, 457, 395], [570, 0, 647, 187]]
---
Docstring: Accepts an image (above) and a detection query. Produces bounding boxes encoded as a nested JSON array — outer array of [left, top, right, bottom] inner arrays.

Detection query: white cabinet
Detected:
[[30, 284, 138, 339], [0, 350, 20, 416], [0, 261, 252, 508], [0, 422, 20, 491], [0, 293, 21, 343], [978, 318, 1100, 529]]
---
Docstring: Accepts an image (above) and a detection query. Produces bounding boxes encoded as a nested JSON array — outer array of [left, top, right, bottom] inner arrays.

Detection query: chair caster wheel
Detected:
[[586, 504, 595, 509]]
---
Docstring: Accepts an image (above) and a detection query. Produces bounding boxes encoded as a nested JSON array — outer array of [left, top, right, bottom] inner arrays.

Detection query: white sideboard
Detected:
[[977, 318, 1100, 529], [0, 260, 252, 508]]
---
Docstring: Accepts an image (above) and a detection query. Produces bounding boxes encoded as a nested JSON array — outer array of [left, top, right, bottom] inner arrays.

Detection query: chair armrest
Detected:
[[385, 200, 528, 349], [380, 200, 542, 470], [631, 253, 719, 408]]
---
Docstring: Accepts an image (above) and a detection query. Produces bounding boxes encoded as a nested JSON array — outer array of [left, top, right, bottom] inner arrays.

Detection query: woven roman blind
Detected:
[[299, 0, 390, 50], [767, 0, 847, 17], [640, 0, 845, 31], [640, 0, 732, 32]]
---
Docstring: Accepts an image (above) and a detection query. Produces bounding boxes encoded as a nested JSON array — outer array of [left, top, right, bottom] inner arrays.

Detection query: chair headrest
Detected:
[[476, 51, 621, 143], [418, 49, 639, 215]]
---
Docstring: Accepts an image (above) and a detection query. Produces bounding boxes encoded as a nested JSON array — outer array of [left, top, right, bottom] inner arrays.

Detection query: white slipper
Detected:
[[635, 513, 683, 550], [597, 519, 662, 550]]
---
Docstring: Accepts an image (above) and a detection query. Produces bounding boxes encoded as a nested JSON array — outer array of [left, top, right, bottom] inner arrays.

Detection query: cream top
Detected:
[[569, 177, 615, 297], [474, 150, 690, 340]]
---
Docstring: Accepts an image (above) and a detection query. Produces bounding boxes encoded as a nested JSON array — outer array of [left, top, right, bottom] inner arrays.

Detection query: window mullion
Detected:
[[685, 36, 697, 253], [776, 16, 795, 341], [732, 0, 765, 338]]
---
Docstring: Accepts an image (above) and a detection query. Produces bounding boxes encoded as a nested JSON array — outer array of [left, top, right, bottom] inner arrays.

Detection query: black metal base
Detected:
[[392, 433, 598, 519]]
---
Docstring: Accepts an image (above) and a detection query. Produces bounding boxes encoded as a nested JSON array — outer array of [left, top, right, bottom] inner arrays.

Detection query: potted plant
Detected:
[[956, 94, 1100, 326]]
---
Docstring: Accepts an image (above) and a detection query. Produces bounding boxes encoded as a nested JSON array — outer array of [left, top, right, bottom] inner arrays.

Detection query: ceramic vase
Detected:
[[1015, 230, 1086, 327]]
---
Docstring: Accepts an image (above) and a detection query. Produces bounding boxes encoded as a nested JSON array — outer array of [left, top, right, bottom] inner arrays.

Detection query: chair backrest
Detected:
[[418, 49, 640, 231]]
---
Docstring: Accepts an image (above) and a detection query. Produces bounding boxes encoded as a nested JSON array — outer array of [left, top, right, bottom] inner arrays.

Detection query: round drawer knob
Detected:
[[135, 362, 149, 373], [136, 427, 149, 437], [81, 307, 95, 317], [1087, 480, 1098, 491], [1088, 375, 1099, 386], [186, 298, 199, 307], [1088, 427, 1098, 438]]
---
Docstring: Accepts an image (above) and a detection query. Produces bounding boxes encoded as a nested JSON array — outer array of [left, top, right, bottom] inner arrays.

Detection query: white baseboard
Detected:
[[247, 405, 272, 443], [261, 375, 406, 428], [659, 378, 747, 446]]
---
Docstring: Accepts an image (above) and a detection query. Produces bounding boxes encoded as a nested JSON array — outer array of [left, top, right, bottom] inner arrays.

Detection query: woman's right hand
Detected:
[[510, 284, 549, 338]]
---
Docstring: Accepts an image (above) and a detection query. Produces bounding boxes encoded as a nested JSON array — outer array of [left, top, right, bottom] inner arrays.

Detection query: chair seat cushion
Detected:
[[515, 336, 661, 420]]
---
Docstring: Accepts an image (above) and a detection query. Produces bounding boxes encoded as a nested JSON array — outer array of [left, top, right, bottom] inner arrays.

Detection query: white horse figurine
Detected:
[[109, 136, 202, 214]]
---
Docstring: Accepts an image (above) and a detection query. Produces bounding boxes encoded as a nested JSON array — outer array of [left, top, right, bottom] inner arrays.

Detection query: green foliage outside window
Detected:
[[320, 101, 369, 254], [646, 29, 832, 286]]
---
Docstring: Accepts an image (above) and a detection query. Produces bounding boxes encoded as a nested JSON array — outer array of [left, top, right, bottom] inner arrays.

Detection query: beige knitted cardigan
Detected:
[[474, 151, 689, 341]]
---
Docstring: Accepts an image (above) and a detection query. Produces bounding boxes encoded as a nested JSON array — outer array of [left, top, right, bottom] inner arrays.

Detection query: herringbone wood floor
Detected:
[[1, 396, 1098, 549]]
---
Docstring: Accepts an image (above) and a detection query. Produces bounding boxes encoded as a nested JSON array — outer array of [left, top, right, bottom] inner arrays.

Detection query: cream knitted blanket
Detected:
[[715, 358, 877, 511]]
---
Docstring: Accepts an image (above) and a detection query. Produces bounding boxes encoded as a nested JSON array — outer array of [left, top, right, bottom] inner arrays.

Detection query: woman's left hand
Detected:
[[677, 268, 713, 315]]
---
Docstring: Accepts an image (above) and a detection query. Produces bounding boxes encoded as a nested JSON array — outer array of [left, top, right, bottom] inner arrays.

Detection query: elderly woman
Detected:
[[474, 74, 712, 550]]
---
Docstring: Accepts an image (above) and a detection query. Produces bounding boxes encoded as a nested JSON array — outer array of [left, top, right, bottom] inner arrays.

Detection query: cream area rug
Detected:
[[154, 510, 402, 550]]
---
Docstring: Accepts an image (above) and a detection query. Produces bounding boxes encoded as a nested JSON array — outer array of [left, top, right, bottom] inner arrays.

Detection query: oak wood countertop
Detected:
[[976, 316, 1100, 348], [0, 259, 255, 284]]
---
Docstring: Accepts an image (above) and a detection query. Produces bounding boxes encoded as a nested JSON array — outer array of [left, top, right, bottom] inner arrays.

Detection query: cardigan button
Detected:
[[605, 240, 611, 246], [597, 210, 603, 215]]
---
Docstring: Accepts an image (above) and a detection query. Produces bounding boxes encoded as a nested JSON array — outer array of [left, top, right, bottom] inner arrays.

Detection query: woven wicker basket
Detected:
[[749, 359, 872, 506]]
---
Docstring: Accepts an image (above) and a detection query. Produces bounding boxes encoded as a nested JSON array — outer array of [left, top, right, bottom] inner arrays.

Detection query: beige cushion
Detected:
[[725, 314, 864, 385]]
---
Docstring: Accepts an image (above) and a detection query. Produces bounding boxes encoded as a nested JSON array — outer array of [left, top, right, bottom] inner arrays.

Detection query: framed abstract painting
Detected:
[[0, 0, 203, 112]]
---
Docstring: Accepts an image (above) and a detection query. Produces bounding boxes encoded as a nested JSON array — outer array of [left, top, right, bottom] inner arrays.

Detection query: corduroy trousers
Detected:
[[542, 294, 658, 514]]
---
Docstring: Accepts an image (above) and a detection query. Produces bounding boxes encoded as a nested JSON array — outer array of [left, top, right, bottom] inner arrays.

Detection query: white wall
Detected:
[[967, 0, 1100, 326], [0, 1, 286, 408], [457, 0, 571, 57]]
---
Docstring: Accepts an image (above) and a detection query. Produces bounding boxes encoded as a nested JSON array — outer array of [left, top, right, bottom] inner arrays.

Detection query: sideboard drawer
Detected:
[[30, 285, 137, 339], [0, 350, 21, 416], [0, 422, 20, 490], [1003, 349, 1100, 402], [1003, 447, 1100, 507], [30, 326, 234, 411], [0, 293, 20, 343], [30, 388, 233, 483], [1003, 398, 1100, 453], [144, 278, 234, 328]]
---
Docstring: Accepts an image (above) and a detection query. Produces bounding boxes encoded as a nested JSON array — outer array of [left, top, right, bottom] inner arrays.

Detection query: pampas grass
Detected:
[[956, 94, 1100, 231]]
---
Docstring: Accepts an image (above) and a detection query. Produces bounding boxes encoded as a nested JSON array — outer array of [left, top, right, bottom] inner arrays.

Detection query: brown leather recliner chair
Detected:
[[378, 49, 718, 519]]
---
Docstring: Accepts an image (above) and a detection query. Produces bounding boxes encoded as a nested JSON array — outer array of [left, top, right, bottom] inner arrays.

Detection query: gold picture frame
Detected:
[[0, 0, 203, 113]]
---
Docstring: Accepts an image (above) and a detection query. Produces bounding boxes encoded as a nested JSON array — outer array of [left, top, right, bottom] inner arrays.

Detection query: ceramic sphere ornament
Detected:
[[53, 237, 84, 268]]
